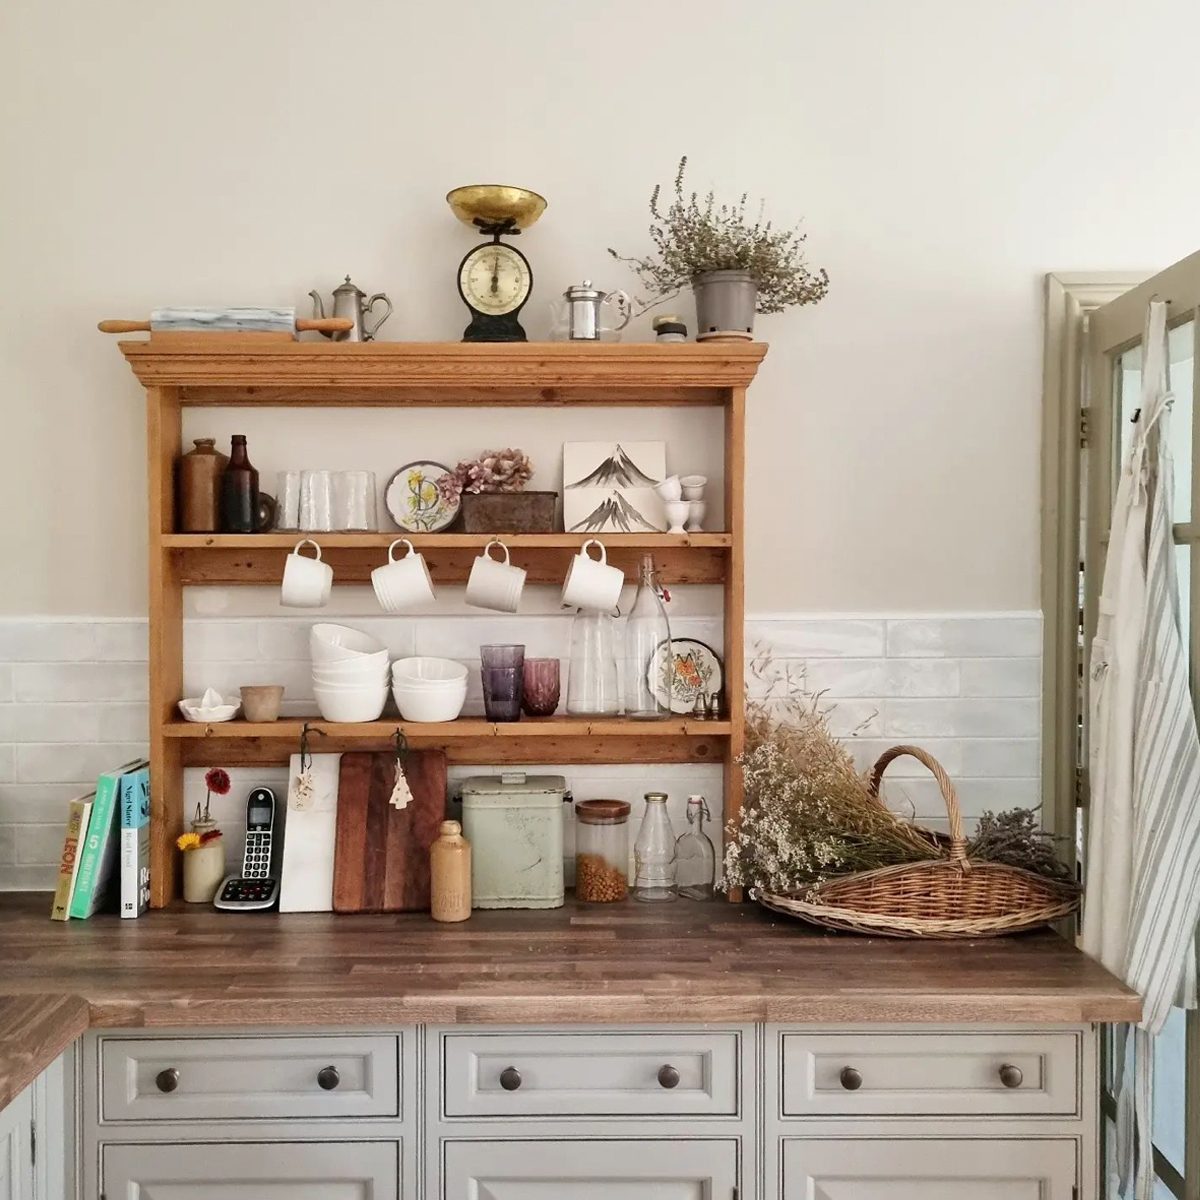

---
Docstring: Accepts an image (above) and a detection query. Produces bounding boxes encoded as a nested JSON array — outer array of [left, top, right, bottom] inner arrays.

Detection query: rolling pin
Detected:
[[99, 307, 353, 336]]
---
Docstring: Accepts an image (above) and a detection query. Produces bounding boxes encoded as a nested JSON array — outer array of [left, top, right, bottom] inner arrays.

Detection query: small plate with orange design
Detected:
[[647, 638, 723, 715]]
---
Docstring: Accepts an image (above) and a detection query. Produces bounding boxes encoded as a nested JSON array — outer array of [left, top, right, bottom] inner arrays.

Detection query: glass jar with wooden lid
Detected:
[[574, 799, 630, 902]]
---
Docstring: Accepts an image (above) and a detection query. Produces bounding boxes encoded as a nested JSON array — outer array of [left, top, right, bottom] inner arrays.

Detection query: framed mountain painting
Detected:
[[562, 441, 667, 533]]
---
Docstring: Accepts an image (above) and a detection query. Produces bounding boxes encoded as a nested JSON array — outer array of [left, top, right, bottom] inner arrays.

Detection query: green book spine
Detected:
[[70, 758, 146, 919]]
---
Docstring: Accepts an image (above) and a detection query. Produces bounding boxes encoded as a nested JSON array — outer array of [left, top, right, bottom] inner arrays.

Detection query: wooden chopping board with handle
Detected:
[[332, 750, 447, 912]]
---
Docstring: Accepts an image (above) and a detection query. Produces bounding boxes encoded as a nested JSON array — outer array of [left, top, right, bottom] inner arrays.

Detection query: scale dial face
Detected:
[[459, 243, 531, 316]]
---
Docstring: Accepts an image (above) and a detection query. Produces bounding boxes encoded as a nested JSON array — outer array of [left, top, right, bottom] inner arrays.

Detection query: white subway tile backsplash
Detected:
[[0, 611, 1046, 888], [94, 620, 149, 662], [884, 698, 1039, 739], [959, 657, 1041, 697], [886, 616, 1042, 658], [748, 618, 886, 658], [13, 662, 147, 703], [0, 621, 96, 663]]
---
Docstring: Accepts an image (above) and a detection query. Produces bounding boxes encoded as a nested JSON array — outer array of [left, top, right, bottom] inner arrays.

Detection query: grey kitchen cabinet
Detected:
[[440, 1137, 739, 1200], [0, 1083, 32, 1200], [100, 1141, 400, 1200], [780, 1137, 1078, 1198]]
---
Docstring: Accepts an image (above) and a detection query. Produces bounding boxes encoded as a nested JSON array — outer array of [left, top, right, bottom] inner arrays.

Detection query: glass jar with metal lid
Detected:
[[574, 799, 630, 902]]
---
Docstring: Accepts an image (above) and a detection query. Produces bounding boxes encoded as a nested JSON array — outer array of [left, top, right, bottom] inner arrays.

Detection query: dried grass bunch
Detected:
[[608, 156, 830, 315], [722, 652, 1070, 900]]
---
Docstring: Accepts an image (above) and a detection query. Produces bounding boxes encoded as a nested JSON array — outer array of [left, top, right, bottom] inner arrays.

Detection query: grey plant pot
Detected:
[[692, 270, 758, 335]]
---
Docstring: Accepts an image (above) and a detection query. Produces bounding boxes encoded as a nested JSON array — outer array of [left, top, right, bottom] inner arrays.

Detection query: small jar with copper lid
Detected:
[[574, 799, 630, 902]]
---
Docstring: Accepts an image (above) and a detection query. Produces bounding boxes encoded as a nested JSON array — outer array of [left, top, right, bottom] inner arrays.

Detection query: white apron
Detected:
[[1083, 300, 1200, 1199]]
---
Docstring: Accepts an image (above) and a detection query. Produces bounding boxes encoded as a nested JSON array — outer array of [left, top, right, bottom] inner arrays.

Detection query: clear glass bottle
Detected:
[[622, 554, 673, 719], [633, 792, 676, 902], [675, 795, 716, 901], [566, 609, 619, 715]]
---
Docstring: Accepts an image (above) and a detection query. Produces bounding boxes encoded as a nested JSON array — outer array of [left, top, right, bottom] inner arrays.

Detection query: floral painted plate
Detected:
[[385, 461, 460, 533], [647, 637, 724, 715]]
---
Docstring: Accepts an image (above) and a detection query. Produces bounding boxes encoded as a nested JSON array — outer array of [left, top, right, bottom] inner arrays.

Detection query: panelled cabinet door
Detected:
[[782, 1138, 1077, 1198], [442, 1138, 738, 1200], [0, 1088, 33, 1200], [101, 1141, 399, 1200]]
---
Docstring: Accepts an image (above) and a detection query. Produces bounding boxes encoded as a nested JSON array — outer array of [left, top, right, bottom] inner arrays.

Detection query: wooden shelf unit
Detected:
[[117, 336, 767, 906]]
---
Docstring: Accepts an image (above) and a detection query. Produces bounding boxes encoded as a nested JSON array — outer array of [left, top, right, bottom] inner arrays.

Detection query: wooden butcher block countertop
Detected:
[[0, 892, 1139, 1110]]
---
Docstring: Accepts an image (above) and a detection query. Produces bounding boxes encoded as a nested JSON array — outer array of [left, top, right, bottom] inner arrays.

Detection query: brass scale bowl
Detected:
[[446, 184, 547, 233]]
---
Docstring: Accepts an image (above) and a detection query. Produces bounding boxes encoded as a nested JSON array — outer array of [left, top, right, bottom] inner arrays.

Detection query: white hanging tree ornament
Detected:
[[390, 729, 413, 810], [294, 723, 325, 811]]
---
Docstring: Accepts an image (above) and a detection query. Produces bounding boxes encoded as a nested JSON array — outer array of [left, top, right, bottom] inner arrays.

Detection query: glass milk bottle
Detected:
[[633, 792, 677, 902], [622, 554, 672, 719], [675, 795, 716, 900]]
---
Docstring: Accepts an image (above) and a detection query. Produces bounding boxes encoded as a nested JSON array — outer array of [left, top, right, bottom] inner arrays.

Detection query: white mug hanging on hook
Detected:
[[280, 539, 333, 608], [371, 538, 436, 612], [561, 539, 625, 612], [465, 540, 526, 613]]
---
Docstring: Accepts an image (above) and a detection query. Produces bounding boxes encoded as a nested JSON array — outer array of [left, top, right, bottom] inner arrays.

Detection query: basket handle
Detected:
[[867, 744, 968, 865]]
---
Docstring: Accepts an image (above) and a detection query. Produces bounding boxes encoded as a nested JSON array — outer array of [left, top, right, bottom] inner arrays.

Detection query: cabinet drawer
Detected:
[[102, 1141, 399, 1200], [100, 1035, 399, 1122], [782, 1137, 1077, 1198], [442, 1031, 739, 1117], [442, 1138, 737, 1199], [780, 1031, 1078, 1117]]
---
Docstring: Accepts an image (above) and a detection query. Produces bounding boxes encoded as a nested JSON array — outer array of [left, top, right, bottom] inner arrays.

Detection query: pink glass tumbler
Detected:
[[521, 658, 561, 717]]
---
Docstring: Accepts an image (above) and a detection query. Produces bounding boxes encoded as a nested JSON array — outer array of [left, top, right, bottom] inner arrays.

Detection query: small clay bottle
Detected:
[[178, 438, 228, 532], [430, 820, 471, 922]]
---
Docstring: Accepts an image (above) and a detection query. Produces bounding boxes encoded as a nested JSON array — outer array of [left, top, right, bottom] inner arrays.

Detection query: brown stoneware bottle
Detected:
[[178, 438, 227, 532], [430, 820, 472, 922], [220, 435, 259, 533]]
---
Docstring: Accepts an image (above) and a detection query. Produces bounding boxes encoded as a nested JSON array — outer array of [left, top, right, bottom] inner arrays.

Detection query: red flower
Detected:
[[204, 767, 231, 796]]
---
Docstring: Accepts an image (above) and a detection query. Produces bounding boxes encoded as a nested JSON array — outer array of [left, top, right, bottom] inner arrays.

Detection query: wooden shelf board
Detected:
[[120, 339, 768, 403], [165, 533, 730, 586], [161, 532, 732, 549], [165, 716, 732, 768]]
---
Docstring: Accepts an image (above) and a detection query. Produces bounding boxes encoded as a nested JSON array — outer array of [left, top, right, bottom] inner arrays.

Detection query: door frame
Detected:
[[1041, 271, 1148, 856]]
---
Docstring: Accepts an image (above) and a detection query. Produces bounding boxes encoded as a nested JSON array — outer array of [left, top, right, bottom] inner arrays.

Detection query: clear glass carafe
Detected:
[[622, 554, 672, 719], [633, 792, 677, 902], [675, 795, 716, 900], [566, 609, 619, 715]]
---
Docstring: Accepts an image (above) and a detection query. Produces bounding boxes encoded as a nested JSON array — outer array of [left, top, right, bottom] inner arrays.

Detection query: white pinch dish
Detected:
[[178, 687, 240, 723]]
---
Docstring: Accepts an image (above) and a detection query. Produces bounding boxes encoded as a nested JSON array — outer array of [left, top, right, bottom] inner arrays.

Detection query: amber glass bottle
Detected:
[[220, 435, 259, 533]]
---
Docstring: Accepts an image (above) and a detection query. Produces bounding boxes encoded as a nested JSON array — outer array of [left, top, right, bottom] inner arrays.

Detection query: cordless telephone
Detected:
[[214, 787, 280, 911]]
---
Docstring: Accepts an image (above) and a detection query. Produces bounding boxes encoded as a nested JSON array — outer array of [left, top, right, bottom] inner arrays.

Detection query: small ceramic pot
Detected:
[[240, 685, 284, 722], [685, 501, 706, 532], [182, 821, 225, 904]]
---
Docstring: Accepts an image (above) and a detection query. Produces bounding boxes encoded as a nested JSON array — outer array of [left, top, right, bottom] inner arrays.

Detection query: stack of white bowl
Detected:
[[391, 657, 468, 722], [310, 624, 390, 722]]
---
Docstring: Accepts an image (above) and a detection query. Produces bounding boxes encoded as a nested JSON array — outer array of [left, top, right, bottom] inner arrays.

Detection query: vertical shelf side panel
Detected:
[[723, 385, 747, 902], [146, 386, 184, 907]]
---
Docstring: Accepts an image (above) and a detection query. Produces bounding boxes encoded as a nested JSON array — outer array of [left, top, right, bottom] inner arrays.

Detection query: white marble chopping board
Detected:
[[278, 752, 341, 913]]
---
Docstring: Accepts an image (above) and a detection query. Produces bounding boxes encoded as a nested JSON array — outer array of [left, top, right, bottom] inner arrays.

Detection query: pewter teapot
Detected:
[[309, 275, 393, 342], [562, 280, 632, 341]]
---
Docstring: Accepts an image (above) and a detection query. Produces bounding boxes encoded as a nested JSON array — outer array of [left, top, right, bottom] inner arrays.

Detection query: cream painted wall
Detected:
[[3, 0, 1200, 617]]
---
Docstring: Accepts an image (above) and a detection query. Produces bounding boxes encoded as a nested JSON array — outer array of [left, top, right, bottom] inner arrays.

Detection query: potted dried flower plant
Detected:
[[437, 448, 557, 533], [609, 156, 829, 337]]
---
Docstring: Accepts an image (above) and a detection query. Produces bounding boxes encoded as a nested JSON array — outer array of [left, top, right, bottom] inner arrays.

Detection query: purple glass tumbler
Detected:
[[521, 658, 561, 717], [481, 644, 524, 722]]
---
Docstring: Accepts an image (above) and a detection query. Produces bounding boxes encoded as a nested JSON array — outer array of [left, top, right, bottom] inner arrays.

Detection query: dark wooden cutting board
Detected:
[[332, 751, 447, 913]]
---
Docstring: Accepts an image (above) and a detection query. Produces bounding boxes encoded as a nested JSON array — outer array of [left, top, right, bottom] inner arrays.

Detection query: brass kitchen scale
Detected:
[[447, 184, 546, 342]]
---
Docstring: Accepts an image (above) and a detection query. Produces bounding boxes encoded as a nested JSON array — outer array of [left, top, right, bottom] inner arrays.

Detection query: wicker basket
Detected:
[[758, 745, 1080, 939]]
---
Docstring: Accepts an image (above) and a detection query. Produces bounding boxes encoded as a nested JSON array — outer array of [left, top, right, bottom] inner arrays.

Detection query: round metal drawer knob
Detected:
[[657, 1064, 681, 1090], [499, 1066, 522, 1091], [317, 1065, 341, 1091], [999, 1063, 1024, 1089], [155, 1068, 180, 1094], [839, 1066, 863, 1091]]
